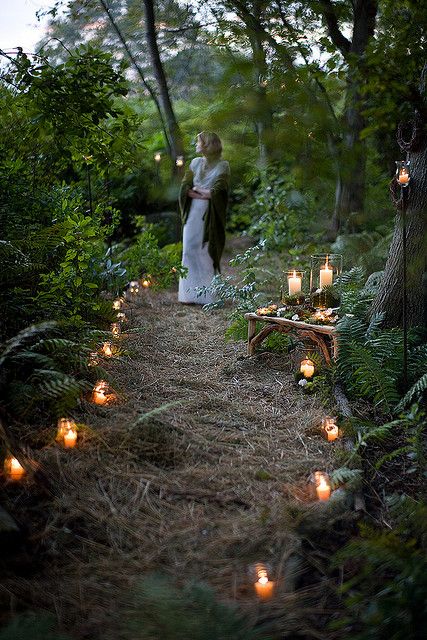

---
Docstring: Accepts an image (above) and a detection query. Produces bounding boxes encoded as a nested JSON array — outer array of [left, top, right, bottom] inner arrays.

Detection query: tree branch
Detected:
[[317, 0, 351, 56]]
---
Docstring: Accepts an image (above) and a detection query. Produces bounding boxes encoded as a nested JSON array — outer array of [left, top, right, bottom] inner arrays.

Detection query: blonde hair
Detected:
[[197, 131, 222, 158]]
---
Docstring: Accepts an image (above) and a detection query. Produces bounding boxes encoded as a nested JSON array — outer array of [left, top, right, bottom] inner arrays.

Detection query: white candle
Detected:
[[316, 477, 331, 501], [63, 429, 78, 448], [9, 457, 25, 480], [398, 169, 409, 184], [288, 271, 302, 296], [319, 258, 333, 289]]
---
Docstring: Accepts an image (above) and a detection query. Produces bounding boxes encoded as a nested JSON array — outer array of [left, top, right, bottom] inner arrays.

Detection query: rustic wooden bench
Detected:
[[244, 313, 338, 364]]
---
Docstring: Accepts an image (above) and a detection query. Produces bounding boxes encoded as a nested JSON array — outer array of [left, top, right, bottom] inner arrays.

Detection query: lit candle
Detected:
[[57, 418, 76, 441], [254, 567, 274, 600], [323, 417, 339, 442], [176, 155, 184, 167], [154, 152, 161, 162], [5, 456, 25, 481], [129, 281, 140, 295], [111, 323, 121, 337], [112, 299, 122, 311], [141, 278, 151, 288], [315, 473, 331, 501], [102, 342, 113, 357], [92, 380, 109, 405], [319, 257, 333, 289], [300, 358, 315, 378], [398, 169, 409, 184], [63, 428, 78, 448], [288, 270, 302, 296]]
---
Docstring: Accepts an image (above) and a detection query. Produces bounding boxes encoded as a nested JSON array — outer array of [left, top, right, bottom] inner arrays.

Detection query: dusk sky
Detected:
[[1, 0, 51, 53]]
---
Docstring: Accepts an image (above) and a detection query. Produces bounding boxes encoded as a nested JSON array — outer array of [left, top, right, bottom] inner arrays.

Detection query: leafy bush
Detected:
[[333, 496, 427, 640], [229, 165, 316, 250]]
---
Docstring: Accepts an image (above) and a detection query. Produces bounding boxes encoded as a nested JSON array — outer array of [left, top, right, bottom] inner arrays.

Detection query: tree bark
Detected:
[[370, 136, 427, 328], [319, 0, 378, 237], [142, 0, 184, 171]]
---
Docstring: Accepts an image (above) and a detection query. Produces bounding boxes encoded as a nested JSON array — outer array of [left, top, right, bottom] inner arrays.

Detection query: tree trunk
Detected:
[[370, 139, 427, 328], [143, 0, 184, 171], [320, 0, 378, 237]]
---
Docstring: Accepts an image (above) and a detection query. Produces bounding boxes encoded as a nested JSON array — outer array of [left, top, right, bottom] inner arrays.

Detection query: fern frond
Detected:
[[365, 312, 385, 339], [396, 373, 427, 411], [350, 344, 400, 411], [0, 322, 58, 365], [330, 467, 362, 490]]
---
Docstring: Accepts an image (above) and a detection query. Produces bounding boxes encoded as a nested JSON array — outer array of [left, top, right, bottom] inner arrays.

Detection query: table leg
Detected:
[[247, 319, 257, 355]]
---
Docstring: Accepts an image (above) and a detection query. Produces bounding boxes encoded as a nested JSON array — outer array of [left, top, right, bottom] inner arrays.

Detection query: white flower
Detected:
[[292, 314, 299, 321], [298, 378, 308, 387]]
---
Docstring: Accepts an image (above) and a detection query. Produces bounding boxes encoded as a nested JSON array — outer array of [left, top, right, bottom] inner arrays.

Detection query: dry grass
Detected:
[[0, 243, 342, 639]]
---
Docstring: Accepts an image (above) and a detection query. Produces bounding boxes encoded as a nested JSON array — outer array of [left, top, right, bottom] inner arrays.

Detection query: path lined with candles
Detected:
[[1, 251, 338, 638]]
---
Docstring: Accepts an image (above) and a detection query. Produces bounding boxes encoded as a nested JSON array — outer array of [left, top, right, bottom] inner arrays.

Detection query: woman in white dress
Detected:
[[178, 131, 230, 304]]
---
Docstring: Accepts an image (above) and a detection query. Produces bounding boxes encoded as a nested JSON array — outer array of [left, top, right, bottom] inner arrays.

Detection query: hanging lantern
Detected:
[[395, 160, 410, 186], [154, 152, 162, 163], [4, 455, 25, 481]]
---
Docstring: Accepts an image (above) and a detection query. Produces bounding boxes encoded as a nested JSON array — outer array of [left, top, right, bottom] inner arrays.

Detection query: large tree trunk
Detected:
[[320, 0, 378, 237], [143, 0, 184, 171], [370, 138, 427, 328]]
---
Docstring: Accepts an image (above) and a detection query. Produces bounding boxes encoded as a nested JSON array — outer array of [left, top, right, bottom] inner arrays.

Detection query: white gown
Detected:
[[178, 156, 230, 304]]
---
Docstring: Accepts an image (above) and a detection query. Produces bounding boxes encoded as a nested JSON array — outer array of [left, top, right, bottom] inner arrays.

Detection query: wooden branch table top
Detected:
[[244, 312, 338, 364]]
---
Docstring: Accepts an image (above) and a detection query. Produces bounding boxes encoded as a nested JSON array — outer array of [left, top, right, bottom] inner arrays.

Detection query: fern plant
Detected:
[[332, 496, 427, 640], [125, 574, 268, 640]]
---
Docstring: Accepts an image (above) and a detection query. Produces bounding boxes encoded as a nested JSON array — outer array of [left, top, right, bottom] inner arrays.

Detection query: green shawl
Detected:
[[179, 168, 229, 273]]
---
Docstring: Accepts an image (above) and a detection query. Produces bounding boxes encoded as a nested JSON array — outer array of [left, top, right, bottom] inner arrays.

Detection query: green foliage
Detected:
[[119, 226, 186, 288], [125, 574, 267, 640], [230, 166, 316, 251], [333, 495, 427, 640], [0, 613, 70, 640], [0, 323, 108, 420]]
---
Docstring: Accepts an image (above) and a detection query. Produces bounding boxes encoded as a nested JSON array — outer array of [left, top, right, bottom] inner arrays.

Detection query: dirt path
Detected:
[[1, 251, 334, 639]]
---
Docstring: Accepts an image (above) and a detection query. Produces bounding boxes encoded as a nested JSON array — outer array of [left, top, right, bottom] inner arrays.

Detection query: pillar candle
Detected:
[[288, 271, 302, 296], [319, 259, 333, 289]]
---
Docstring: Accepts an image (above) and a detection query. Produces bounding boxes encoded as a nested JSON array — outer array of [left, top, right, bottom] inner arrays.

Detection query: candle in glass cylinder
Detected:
[[102, 342, 113, 357], [319, 257, 333, 289], [63, 427, 78, 448], [315, 473, 331, 501], [288, 270, 302, 296], [254, 566, 274, 600], [111, 323, 121, 337], [112, 299, 122, 311], [323, 417, 339, 442], [300, 358, 315, 378], [92, 380, 109, 405]]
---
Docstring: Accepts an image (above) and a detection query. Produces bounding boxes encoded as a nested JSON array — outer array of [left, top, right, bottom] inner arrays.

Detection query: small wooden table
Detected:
[[244, 313, 338, 364]]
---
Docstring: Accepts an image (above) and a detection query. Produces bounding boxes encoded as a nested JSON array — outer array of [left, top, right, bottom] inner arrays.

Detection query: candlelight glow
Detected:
[[323, 417, 339, 442], [102, 341, 113, 357], [300, 358, 315, 378], [254, 564, 274, 600], [111, 322, 121, 337], [314, 471, 331, 501], [92, 380, 109, 405], [4, 455, 25, 481]]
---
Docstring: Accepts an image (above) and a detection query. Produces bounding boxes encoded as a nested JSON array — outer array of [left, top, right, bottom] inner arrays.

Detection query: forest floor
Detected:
[[1, 238, 338, 639]]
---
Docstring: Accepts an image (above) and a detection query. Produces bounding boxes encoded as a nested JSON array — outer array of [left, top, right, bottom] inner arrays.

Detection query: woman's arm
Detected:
[[192, 186, 211, 198]]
